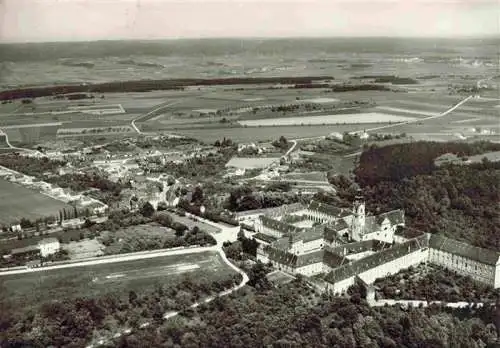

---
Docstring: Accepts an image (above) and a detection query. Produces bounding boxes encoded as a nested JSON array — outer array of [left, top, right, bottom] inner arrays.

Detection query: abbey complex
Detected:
[[235, 195, 500, 294]]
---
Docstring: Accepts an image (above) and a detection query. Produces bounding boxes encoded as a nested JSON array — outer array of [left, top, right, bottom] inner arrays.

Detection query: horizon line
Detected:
[[1, 34, 498, 45]]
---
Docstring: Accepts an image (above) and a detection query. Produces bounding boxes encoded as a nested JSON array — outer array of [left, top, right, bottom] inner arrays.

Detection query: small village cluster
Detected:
[[236, 195, 500, 293]]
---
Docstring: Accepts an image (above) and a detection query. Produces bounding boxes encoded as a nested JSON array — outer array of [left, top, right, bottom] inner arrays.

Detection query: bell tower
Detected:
[[351, 190, 365, 241]]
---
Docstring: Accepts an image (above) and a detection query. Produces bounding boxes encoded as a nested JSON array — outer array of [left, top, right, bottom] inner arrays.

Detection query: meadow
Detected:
[[0, 179, 72, 226], [0, 251, 234, 309]]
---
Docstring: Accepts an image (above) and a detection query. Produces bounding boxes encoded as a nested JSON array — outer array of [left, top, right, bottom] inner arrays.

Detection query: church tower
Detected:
[[350, 190, 366, 241]]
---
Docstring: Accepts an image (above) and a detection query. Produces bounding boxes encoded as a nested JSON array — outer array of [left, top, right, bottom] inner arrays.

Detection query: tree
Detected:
[[19, 218, 33, 229], [140, 202, 155, 218], [174, 223, 188, 237], [191, 186, 203, 204], [128, 290, 138, 305], [157, 201, 168, 211]]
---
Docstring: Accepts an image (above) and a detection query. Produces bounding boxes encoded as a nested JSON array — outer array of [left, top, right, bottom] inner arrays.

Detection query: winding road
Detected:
[[349, 94, 473, 136], [0, 128, 33, 152], [131, 100, 183, 134]]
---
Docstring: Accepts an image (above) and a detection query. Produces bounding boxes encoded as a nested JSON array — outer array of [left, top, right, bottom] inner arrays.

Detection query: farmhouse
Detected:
[[7, 238, 60, 260]]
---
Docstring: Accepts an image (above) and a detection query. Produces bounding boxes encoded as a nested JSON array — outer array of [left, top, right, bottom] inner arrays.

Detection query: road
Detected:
[[0, 128, 34, 152], [131, 100, 183, 134], [0, 245, 218, 276]]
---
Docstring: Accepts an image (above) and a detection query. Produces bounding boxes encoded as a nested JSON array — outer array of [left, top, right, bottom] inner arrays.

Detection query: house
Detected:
[[38, 238, 60, 257]]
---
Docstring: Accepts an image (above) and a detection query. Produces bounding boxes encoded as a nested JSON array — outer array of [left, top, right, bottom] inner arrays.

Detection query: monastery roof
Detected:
[[264, 246, 324, 268], [308, 200, 351, 218], [364, 210, 405, 234], [272, 237, 291, 251], [324, 235, 428, 284], [323, 247, 350, 268], [234, 203, 304, 218], [260, 216, 304, 235], [253, 233, 278, 244], [429, 234, 500, 266], [324, 220, 350, 242]]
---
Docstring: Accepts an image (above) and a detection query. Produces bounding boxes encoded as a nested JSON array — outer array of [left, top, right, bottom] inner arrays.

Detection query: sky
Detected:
[[0, 0, 498, 43]]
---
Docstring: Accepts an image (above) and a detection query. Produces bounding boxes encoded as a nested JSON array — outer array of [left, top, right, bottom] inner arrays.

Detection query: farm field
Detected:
[[238, 113, 416, 126], [2, 124, 61, 143], [281, 171, 328, 182], [171, 124, 381, 143], [0, 178, 72, 226], [0, 251, 235, 310]]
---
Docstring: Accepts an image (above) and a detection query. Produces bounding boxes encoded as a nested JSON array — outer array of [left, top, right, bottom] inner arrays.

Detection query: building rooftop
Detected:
[[308, 200, 352, 218], [10, 245, 39, 255], [260, 215, 304, 235], [264, 246, 325, 268], [234, 203, 304, 218], [253, 233, 278, 244], [324, 235, 428, 284], [364, 209, 405, 234], [429, 234, 500, 266], [324, 220, 350, 242]]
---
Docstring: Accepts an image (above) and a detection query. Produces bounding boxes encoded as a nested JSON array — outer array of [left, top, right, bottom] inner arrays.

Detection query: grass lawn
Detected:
[[0, 179, 73, 226], [0, 251, 235, 310]]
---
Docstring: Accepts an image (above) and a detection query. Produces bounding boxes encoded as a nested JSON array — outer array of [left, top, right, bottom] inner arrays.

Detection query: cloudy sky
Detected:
[[0, 0, 498, 43]]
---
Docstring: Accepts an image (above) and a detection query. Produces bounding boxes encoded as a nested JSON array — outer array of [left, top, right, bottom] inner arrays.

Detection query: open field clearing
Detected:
[[239, 113, 416, 126], [3, 124, 61, 143], [63, 239, 106, 259], [0, 251, 235, 309], [226, 156, 279, 169], [0, 179, 73, 226], [281, 171, 328, 182], [172, 124, 380, 143]]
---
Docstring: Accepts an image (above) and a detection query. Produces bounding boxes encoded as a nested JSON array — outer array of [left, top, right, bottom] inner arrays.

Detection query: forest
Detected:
[[94, 278, 498, 348], [354, 141, 500, 250], [0, 76, 332, 101]]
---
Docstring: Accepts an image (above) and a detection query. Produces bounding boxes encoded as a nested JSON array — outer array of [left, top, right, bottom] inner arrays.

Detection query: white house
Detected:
[[38, 238, 60, 257]]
